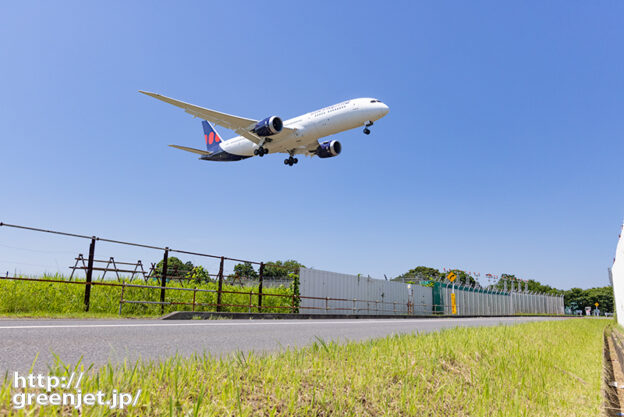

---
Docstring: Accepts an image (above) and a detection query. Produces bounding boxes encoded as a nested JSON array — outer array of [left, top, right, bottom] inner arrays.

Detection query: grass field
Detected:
[[0, 319, 608, 416], [0, 275, 294, 316]]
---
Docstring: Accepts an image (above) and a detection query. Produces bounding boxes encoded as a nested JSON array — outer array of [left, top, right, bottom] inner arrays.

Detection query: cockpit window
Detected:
[[370, 99, 380, 103]]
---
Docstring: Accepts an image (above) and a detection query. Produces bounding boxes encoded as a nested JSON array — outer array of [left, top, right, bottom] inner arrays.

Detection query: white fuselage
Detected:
[[220, 98, 389, 157]]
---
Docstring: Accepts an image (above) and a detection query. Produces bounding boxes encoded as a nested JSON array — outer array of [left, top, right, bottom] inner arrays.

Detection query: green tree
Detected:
[[393, 266, 443, 282], [230, 260, 305, 280], [262, 260, 305, 278], [186, 265, 210, 283], [233, 262, 258, 279], [564, 287, 587, 311], [494, 274, 518, 291], [586, 287, 614, 312], [526, 279, 561, 295], [564, 286, 613, 312], [153, 256, 193, 278], [393, 267, 476, 286]]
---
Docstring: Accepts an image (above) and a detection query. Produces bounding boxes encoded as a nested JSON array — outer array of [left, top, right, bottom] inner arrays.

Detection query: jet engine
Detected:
[[253, 116, 283, 136], [316, 140, 342, 158]]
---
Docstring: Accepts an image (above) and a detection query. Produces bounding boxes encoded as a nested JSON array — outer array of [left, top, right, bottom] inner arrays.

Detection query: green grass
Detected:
[[0, 311, 161, 319], [0, 275, 294, 317], [0, 319, 608, 416]]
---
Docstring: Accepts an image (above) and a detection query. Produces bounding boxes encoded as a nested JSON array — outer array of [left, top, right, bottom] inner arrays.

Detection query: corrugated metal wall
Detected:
[[299, 268, 432, 315], [300, 268, 564, 316]]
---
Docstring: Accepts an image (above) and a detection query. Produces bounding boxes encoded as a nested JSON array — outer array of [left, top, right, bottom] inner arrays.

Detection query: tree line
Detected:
[[152, 257, 304, 283]]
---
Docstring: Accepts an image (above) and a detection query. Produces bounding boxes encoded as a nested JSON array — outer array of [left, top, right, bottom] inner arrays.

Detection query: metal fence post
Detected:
[[118, 281, 125, 315], [83, 237, 96, 311], [216, 256, 224, 312], [160, 248, 169, 315], [192, 287, 197, 312], [257, 262, 264, 312]]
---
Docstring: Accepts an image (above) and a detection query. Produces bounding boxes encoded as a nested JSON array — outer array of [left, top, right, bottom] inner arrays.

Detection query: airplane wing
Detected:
[[168, 145, 212, 156], [139, 91, 294, 145], [304, 141, 320, 155]]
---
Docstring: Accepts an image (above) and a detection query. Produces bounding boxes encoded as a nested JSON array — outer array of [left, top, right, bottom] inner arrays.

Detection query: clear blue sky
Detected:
[[1, 1, 622, 289]]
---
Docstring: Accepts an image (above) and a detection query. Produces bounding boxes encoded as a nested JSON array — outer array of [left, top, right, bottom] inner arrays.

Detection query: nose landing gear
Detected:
[[363, 120, 374, 135]]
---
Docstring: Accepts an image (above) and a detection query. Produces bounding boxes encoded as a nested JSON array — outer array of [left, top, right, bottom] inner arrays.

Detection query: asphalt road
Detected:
[[0, 316, 565, 372]]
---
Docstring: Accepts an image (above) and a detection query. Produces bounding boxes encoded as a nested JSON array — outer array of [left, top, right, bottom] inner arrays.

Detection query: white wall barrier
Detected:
[[611, 223, 624, 326], [299, 268, 432, 315], [299, 268, 564, 316]]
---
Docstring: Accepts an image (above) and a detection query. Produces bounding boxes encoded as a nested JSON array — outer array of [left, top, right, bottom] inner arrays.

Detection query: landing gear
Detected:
[[363, 120, 373, 135], [254, 137, 272, 157], [363, 128, 371, 135], [254, 146, 269, 157], [283, 156, 298, 166]]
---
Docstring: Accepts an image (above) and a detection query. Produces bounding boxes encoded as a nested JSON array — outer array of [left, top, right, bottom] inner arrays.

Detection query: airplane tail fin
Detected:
[[202, 121, 223, 152]]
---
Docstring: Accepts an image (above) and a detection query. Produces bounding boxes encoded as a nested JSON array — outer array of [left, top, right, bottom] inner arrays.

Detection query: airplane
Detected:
[[139, 91, 389, 166]]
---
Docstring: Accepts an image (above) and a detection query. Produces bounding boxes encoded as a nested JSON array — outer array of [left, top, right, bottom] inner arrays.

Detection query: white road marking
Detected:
[[0, 318, 517, 330]]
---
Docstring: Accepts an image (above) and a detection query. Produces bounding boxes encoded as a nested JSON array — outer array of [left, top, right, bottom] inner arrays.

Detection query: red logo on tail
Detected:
[[205, 132, 221, 145]]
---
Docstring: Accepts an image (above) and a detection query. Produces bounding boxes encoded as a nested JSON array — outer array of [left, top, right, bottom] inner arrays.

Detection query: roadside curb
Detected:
[[160, 311, 571, 320]]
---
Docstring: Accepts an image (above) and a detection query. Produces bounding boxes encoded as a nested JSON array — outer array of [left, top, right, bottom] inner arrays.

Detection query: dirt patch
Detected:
[[604, 327, 624, 416]]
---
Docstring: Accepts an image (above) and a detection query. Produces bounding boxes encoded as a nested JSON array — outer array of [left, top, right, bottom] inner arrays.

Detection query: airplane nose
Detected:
[[381, 103, 389, 116]]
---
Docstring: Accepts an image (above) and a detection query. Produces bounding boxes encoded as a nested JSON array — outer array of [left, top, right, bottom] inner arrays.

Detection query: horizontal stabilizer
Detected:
[[168, 145, 212, 156]]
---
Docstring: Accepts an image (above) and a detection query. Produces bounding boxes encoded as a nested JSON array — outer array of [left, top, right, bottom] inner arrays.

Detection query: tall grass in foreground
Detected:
[[0, 275, 293, 316], [0, 319, 608, 416]]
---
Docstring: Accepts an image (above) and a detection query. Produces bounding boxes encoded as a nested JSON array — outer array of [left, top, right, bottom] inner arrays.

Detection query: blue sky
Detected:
[[1, 1, 622, 289]]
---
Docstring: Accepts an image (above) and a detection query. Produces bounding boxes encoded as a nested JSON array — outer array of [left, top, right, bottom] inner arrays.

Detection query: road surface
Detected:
[[0, 316, 564, 371]]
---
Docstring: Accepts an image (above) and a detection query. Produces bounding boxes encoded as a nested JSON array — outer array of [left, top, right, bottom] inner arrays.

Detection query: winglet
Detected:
[[139, 91, 191, 109], [139, 90, 159, 98]]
